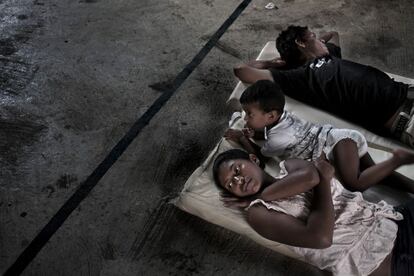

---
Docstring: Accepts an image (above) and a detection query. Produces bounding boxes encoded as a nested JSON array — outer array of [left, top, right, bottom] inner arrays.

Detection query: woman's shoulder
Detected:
[[245, 201, 290, 229]]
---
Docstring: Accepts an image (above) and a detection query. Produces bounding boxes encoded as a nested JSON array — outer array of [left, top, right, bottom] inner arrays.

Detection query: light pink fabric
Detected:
[[247, 162, 402, 276]]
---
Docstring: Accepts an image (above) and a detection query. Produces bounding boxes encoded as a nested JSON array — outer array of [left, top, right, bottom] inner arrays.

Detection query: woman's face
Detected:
[[217, 157, 264, 197]]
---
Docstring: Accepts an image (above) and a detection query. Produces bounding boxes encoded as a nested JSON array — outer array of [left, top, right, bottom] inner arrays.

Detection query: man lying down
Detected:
[[233, 25, 414, 148]]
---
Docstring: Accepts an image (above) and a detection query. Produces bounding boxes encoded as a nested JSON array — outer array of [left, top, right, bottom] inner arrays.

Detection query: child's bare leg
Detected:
[[360, 152, 414, 193], [332, 139, 413, 192]]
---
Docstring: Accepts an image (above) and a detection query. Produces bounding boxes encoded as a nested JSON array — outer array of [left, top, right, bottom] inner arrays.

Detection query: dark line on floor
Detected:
[[3, 1, 251, 275], [128, 197, 173, 261]]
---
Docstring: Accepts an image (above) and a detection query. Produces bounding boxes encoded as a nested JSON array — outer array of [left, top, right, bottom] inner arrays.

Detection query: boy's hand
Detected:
[[241, 128, 255, 139], [224, 128, 244, 142], [314, 152, 335, 181], [220, 192, 258, 209]]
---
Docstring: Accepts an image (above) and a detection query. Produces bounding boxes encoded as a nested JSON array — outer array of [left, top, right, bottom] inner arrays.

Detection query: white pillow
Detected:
[[173, 116, 302, 260]]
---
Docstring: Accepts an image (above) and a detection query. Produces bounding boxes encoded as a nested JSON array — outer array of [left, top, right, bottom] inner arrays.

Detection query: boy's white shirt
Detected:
[[261, 110, 301, 158], [263, 110, 288, 140]]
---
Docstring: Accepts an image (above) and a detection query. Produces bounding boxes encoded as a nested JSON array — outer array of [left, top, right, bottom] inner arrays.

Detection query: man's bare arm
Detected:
[[233, 63, 274, 84], [319, 31, 340, 47], [246, 58, 286, 70]]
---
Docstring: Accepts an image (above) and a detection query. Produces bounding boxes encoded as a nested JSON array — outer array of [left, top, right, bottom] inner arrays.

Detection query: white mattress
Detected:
[[174, 42, 414, 262]]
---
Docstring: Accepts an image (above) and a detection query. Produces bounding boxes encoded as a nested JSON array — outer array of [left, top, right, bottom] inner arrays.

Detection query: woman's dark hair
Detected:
[[212, 149, 250, 188], [276, 25, 308, 68], [239, 80, 285, 114]]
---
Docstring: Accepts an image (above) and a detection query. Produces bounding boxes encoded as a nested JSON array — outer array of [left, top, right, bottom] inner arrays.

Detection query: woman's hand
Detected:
[[314, 153, 335, 181]]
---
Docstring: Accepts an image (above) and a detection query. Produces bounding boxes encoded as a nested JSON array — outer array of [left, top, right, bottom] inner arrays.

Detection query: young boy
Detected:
[[224, 80, 414, 193]]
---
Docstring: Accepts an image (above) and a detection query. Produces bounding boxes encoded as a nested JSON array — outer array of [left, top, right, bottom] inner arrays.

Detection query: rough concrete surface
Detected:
[[1, 0, 413, 275]]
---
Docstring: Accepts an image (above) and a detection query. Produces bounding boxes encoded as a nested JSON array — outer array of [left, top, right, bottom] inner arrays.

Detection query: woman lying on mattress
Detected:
[[213, 149, 413, 276]]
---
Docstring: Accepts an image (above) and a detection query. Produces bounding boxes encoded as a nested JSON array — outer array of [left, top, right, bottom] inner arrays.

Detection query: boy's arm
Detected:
[[252, 129, 265, 140], [238, 136, 269, 163], [223, 129, 269, 163], [260, 159, 319, 201]]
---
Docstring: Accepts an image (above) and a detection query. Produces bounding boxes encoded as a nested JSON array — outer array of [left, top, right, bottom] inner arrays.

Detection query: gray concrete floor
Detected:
[[1, 0, 414, 275]]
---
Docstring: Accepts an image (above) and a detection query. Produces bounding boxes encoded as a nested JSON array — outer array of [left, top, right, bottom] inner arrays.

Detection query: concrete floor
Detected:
[[1, 0, 414, 275]]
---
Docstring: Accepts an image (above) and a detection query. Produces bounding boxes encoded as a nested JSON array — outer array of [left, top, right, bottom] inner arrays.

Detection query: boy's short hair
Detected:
[[240, 80, 285, 113], [276, 25, 308, 68]]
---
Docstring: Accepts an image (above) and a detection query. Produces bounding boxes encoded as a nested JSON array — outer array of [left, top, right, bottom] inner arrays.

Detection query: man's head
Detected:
[[276, 25, 329, 67], [240, 80, 285, 129]]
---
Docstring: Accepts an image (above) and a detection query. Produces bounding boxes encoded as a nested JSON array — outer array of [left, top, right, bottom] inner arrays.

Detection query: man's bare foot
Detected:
[[393, 148, 414, 165]]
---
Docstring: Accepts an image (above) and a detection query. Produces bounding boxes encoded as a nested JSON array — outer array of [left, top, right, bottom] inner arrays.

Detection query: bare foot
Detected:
[[393, 148, 414, 165]]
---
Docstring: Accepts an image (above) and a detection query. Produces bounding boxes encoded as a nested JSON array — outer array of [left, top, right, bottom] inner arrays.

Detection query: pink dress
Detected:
[[247, 162, 402, 276]]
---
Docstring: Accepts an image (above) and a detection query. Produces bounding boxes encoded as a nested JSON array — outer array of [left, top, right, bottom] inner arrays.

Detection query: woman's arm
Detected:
[[247, 158, 335, 249], [260, 159, 319, 201]]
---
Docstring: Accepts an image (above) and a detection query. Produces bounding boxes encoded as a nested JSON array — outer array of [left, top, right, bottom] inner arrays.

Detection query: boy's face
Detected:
[[242, 102, 276, 129]]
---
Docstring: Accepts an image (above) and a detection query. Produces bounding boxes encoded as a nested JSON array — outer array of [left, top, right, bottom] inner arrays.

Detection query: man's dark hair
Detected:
[[276, 25, 308, 68], [240, 80, 285, 113], [212, 149, 250, 188]]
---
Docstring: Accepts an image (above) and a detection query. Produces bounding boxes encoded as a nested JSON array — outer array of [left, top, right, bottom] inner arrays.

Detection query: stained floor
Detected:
[[1, 0, 414, 275]]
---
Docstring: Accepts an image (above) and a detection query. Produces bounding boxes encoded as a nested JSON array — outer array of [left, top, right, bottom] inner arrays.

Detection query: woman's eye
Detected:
[[229, 183, 233, 188]]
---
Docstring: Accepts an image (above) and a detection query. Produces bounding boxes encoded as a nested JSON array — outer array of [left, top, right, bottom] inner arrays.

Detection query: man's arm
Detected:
[[233, 63, 274, 84], [246, 57, 286, 70], [319, 31, 340, 47]]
